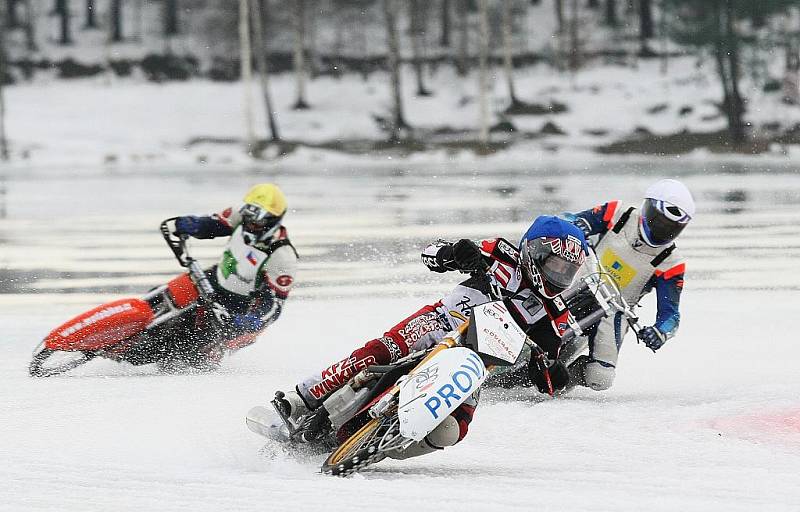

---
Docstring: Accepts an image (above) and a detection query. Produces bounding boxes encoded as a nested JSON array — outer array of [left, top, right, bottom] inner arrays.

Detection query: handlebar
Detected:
[[159, 218, 217, 302]]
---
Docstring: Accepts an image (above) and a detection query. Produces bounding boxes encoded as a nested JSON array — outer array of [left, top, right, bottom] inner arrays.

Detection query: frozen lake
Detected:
[[1, 160, 799, 511]]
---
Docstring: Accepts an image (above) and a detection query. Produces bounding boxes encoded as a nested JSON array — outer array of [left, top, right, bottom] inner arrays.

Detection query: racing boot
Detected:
[[274, 389, 311, 427], [246, 389, 312, 442]]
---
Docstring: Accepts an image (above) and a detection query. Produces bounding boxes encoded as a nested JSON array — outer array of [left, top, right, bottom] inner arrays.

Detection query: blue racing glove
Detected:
[[638, 326, 666, 351], [174, 216, 202, 236], [572, 217, 592, 239], [232, 312, 265, 332]]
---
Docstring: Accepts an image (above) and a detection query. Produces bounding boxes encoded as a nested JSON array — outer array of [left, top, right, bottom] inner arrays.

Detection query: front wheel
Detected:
[[29, 342, 96, 377], [321, 413, 406, 477]]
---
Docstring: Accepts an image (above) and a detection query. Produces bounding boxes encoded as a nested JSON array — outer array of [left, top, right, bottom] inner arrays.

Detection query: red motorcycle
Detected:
[[29, 219, 257, 377]]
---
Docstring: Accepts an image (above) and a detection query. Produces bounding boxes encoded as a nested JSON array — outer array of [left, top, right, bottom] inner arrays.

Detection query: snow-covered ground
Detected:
[[1, 164, 799, 510], [4, 53, 799, 167]]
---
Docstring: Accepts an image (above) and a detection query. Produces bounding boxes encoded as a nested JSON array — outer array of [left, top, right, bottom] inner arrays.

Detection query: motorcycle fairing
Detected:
[[397, 347, 486, 442]]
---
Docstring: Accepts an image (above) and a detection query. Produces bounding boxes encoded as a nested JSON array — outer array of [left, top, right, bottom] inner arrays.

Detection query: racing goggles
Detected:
[[526, 237, 583, 291], [240, 204, 282, 237], [641, 198, 690, 246]]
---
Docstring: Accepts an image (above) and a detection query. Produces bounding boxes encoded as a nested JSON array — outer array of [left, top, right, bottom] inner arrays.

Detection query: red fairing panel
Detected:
[[44, 298, 155, 351]]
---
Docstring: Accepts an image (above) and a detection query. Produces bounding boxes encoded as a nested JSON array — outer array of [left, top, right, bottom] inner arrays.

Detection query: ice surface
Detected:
[[1, 165, 799, 510]]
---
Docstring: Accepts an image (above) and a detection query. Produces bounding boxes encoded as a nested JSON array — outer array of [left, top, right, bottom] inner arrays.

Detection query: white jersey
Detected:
[[215, 225, 297, 299]]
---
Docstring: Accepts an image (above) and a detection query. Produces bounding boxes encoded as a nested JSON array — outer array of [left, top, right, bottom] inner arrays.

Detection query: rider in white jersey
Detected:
[[551, 179, 695, 391], [173, 183, 298, 356]]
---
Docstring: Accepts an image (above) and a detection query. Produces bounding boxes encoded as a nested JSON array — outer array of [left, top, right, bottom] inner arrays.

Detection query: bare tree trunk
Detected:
[[659, 0, 667, 75], [239, 0, 256, 150], [0, 22, 9, 161], [554, 0, 564, 33], [501, 0, 520, 107], [307, 2, 319, 78], [604, 0, 617, 27], [724, 0, 745, 144], [711, 0, 735, 144], [251, 0, 280, 142], [568, 0, 580, 70], [383, 0, 408, 141], [456, 0, 469, 76], [5, 0, 20, 28], [477, 0, 490, 145], [58, 0, 72, 45], [440, 0, 451, 47], [133, 0, 143, 41], [23, 0, 36, 51], [638, 0, 653, 55], [110, 0, 122, 42], [292, 0, 310, 109], [84, 0, 96, 28], [164, 0, 178, 36], [410, 0, 431, 96]]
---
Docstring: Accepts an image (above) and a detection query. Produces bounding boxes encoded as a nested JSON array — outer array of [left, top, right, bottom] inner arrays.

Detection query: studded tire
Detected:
[[321, 417, 391, 477]]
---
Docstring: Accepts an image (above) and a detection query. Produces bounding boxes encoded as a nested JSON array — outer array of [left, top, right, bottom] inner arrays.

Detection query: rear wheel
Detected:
[[29, 342, 96, 377], [321, 413, 406, 477]]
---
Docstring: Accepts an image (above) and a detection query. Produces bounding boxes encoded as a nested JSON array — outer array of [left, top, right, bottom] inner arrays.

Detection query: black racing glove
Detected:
[[638, 326, 666, 351], [530, 359, 570, 394], [452, 239, 484, 271]]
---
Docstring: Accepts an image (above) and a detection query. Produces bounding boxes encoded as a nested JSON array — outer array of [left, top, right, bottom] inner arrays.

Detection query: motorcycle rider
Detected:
[[267, 215, 587, 459], [171, 183, 298, 362], [555, 179, 694, 391]]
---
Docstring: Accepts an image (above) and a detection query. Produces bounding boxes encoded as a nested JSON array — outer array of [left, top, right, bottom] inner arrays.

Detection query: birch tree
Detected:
[[477, 0, 490, 145], [110, 0, 122, 42], [0, 18, 9, 161], [23, 0, 36, 51], [239, 0, 256, 150], [409, 0, 431, 96], [456, 0, 469, 76], [383, 0, 409, 141], [251, 0, 280, 141], [501, 0, 521, 108], [164, 0, 178, 36], [84, 0, 96, 28], [56, 0, 72, 45], [440, 0, 451, 47], [292, 0, 310, 109]]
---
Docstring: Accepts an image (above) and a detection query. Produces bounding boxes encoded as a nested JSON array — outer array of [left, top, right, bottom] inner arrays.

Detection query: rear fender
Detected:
[[44, 298, 155, 351]]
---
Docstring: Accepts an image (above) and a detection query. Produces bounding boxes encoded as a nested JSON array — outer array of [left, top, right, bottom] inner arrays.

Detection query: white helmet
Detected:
[[639, 179, 694, 247]]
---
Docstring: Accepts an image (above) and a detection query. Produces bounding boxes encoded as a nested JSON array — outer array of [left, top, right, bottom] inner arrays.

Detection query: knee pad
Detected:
[[387, 415, 460, 460], [583, 360, 616, 391]]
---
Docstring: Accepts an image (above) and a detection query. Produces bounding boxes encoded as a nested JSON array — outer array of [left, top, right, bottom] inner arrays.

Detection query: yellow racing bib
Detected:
[[600, 248, 637, 289]]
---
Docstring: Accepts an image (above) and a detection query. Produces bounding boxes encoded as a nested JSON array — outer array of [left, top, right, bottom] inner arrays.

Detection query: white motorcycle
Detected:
[[247, 256, 641, 476]]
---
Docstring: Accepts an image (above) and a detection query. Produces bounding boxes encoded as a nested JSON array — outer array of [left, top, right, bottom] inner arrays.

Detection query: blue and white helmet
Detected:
[[639, 179, 695, 247], [520, 216, 589, 298]]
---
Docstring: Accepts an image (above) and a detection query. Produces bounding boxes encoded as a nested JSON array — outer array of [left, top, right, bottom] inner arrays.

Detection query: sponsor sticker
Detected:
[[601, 248, 637, 288]]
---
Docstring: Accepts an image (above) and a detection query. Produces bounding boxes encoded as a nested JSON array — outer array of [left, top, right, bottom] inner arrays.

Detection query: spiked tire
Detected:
[[321, 415, 401, 477]]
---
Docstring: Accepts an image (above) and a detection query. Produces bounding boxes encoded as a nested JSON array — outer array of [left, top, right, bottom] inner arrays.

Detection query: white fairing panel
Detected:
[[472, 301, 527, 364], [398, 347, 486, 441]]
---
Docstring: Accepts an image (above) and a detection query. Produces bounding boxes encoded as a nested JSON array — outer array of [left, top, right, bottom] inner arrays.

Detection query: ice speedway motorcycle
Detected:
[[247, 252, 644, 477], [29, 219, 252, 377]]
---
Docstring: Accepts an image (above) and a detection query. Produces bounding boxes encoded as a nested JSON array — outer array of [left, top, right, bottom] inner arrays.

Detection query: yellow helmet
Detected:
[[239, 184, 287, 244], [242, 183, 287, 217]]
